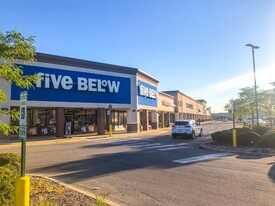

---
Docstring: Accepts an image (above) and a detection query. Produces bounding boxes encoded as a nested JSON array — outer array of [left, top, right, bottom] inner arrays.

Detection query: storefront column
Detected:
[[97, 108, 106, 135], [55, 107, 64, 138], [167, 112, 171, 127], [141, 109, 148, 131], [127, 109, 139, 133], [151, 111, 158, 129], [161, 112, 165, 128], [175, 113, 179, 121]]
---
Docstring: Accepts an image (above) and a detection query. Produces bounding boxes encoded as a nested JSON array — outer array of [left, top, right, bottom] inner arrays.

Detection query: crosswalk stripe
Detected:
[[143, 144, 175, 149], [173, 153, 233, 164], [158, 146, 190, 151], [120, 142, 151, 146], [111, 140, 141, 145], [130, 143, 161, 148]]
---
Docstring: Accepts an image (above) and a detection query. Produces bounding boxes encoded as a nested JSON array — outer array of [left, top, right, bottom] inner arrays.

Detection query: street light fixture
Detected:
[[246, 43, 260, 127]]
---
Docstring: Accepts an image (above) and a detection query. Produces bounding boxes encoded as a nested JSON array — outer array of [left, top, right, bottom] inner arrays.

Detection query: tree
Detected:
[[258, 89, 275, 128], [237, 87, 256, 126], [234, 98, 250, 120], [0, 30, 39, 135]]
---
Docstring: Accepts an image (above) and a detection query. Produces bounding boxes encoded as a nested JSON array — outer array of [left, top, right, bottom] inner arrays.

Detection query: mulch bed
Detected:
[[30, 176, 98, 206]]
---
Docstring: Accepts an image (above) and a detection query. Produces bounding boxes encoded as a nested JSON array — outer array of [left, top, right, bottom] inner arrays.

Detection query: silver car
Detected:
[[171, 120, 203, 139]]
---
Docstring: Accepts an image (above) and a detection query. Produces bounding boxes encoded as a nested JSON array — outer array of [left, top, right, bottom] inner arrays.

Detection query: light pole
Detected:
[[246, 43, 260, 127]]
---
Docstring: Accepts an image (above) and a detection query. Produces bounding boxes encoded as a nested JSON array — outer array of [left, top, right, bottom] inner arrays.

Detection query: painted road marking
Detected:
[[111, 140, 142, 145], [173, 153, 233, 164], [119, 142, 152, 146], [143, 144, 175, 149], [130, 143, 161, 148], [158, 146, 190, 151]]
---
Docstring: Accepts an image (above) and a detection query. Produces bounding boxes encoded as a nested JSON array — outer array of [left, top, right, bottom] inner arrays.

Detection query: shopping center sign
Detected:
[[36, 72, 120, 93], [138, 80, 158, 107], [11, 65, 131, 104]]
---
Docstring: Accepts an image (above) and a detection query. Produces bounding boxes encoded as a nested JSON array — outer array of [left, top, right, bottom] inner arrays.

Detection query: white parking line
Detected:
[[158, 146, 190, 151], [173, 153, 233, 164]]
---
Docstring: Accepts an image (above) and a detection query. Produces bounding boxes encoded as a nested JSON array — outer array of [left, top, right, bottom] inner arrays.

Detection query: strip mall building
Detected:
[[0, 53, 211, 137]]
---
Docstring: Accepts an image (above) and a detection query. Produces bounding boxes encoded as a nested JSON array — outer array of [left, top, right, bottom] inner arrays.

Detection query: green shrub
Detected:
[[212, 129, 261, 146], [211, 130, 232, 144], [0, 153, 21, 206], [259, 132, 275, 148], [253, 126, 271, 136], [233, 128, 252, 133], [237, 132, 261, 146], [211, 131, 223, 142], [264, 129, 275, 134], [0, 153, 20, 173]]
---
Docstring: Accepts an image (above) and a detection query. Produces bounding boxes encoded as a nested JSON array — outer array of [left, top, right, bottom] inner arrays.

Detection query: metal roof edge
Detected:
[[35, 52, 139, 75], [159, 91, 175, 99], [137, 69, 159, 83]]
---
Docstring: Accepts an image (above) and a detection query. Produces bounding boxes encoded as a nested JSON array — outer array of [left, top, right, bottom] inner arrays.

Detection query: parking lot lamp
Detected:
[[246, 43, 260, 127]]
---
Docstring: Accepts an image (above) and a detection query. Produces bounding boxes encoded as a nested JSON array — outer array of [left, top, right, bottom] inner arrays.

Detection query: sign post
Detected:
[[19, 91, 27, 175], [15, 91, 30, 206], [231, 102, 237, 148], [108, 104, 112, 137]]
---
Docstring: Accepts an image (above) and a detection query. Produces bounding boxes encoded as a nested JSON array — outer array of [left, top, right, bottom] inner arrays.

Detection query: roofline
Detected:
[[197, 99, 207, 103], [163, 90, 205, 105], [35, 52, 139, 75], [137, 69, 159, 83], [158, 91, 175, 99]]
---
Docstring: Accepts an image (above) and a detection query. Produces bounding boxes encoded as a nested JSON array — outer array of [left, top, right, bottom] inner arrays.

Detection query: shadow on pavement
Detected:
[[29, 138, 229, 184]]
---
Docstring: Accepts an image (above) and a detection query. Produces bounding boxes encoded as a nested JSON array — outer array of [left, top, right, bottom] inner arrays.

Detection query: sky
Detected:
[[1, 0, 275, 113]]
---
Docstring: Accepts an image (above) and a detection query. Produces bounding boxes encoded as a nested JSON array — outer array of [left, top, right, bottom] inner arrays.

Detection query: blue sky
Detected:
[[2, 0, 275, 112]]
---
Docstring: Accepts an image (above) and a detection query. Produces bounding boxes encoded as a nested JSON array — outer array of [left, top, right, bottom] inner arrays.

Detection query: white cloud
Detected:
[[193, 64, 275, 113], [193, 64, 275, 98]]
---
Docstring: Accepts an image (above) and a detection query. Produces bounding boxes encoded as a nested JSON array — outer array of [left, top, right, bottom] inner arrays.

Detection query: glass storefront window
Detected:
[[64, 109, 97, 134], [111, 111, 127, 129], [10, 107, 56, 136]]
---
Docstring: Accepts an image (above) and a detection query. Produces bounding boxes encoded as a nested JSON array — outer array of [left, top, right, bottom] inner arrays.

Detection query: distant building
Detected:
[[162, 91, 212, 122], [211, 113, 232, 120]]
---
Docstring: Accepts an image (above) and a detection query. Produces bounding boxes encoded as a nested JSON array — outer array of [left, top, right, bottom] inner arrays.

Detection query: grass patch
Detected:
[[96, 193, 109, 206]]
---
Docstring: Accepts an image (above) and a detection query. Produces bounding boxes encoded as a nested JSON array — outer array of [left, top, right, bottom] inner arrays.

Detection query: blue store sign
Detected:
[[11, 65, 131, 104], [138, 80, 157, 107]]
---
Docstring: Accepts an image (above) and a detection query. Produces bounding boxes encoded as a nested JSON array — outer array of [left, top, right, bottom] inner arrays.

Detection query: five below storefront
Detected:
[[3, 53, 159, 137]]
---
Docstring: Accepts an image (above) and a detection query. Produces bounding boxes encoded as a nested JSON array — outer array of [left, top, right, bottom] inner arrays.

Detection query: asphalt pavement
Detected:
[[1, 121, 274, 206]]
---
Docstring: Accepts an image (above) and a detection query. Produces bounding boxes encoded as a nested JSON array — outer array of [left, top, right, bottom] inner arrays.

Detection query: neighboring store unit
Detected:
[[136, 72, 159, 131], [157, 92, 175, 128], [162, 90, 212, 122], [0, 53, 161, 137]]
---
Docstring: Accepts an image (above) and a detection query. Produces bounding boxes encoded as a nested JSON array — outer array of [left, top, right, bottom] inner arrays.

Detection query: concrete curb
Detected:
[[199, 142, 275, 156], [0, 128, 172, 148], [30, 174, 121, 206]]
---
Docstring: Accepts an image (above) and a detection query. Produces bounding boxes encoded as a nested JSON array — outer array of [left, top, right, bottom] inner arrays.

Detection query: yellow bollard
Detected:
[[109, 124, 112, 137], [15, 176, 30, 206], [232, 129, 237, 148]]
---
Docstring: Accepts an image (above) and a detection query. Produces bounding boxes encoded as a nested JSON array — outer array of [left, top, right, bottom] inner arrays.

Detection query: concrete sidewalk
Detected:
[[0, 127, 172, 147]]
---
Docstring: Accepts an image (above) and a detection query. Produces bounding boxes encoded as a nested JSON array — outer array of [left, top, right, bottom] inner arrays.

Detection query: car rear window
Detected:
[[174, 121, 189, 125]]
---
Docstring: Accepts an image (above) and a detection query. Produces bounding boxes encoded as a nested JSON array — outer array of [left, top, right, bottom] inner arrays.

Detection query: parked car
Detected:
[[171, 120, 203, 139], [243, 117, 266, 125]]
